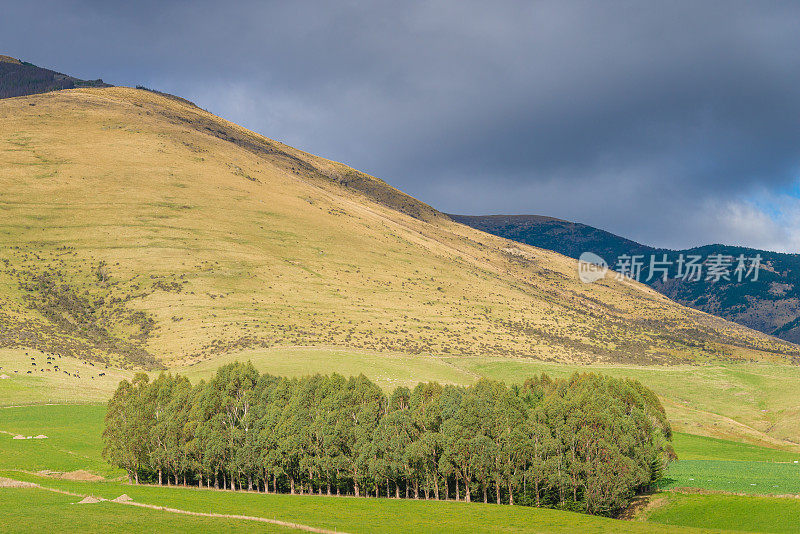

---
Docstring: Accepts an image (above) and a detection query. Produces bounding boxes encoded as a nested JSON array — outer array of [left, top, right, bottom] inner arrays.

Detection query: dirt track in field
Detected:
[[0, 475, 348, 533]]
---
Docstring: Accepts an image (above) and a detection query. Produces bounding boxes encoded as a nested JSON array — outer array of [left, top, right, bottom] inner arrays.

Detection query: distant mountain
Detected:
[[451, 214, 800, 344], [0, 55, 109, 99]]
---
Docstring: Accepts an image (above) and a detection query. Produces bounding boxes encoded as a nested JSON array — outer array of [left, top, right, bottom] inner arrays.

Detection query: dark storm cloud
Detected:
[[3, 1, 800, 250]]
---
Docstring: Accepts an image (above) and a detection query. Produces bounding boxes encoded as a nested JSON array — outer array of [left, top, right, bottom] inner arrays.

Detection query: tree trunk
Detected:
[[248, 474, 253, 492], [327, 481, 331, 495], [290, 477, 295, 495], [508, 481, 514, 505], [465, 478, 471, 502], [198, 473, 203, 489], [387, 478, 390, 499], [414, 479, 419, 499], [483, 484, 487, 503], [134, 471, 139, 484], [158, 469, 162, 486], [174, 473, 179, 486], [444, 477, 448, 500], [273, 473, 277, 494], [354, 481, 360, 497], [456, 479, 460, 501], [395, 481, 400, 499], [434, 476, 439, 500], [496, 479, 501, 504]]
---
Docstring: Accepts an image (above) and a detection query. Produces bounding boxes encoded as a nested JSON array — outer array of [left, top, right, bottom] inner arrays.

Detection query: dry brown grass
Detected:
[[0, 87, 796, 369]]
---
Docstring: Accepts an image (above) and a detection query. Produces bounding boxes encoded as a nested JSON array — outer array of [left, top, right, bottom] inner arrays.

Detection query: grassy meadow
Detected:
[[2, 407, 688, 533], [658, 459, 800, 495], [641, 492, 800, 533], [4, 381, 800, 532], [671, 432, 800, 462], [0, 348, 129, 406], [0, 473, 713, 534], [0, 487, 288, 534], [5, 345, 800, 450], [0, 404, 117, 477], [177, 346, 477, 390]]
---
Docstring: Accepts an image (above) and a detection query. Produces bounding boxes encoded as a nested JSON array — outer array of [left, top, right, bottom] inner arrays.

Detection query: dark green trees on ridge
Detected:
[[103, 362, 674, 516]]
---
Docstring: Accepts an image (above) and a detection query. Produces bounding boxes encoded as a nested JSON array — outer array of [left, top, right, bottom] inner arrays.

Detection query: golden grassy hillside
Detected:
[[0, 87, 796, 369]]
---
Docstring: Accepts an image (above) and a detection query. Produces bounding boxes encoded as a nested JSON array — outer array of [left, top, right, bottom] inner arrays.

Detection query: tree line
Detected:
[[103, 362, 675, 516]]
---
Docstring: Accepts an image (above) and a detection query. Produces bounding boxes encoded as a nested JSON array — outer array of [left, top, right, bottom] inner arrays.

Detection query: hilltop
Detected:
[[0, 87, 797, 369], [451, 214, 800, 343], [0, 55, 109, 99]]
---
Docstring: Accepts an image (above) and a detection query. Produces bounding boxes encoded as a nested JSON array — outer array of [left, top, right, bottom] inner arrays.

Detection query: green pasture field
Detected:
[[641, 492, 800, 533], [0, 403, 721, 534], [0, 486, 286, 533], [672, 432, 800, 462], [0, 471, 716, 534], [6, 345, 800, 453], [0, 404, 118, 477], [177, 347, 477, 390], [5, 396, 800, 533], [659, 460, 800, 495]]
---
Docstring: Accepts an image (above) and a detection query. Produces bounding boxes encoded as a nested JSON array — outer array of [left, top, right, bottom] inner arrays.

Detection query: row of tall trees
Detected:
[[103, 363, 674, 516]]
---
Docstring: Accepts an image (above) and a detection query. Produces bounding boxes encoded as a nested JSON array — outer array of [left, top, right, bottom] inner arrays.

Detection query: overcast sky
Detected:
[[3, 1, 800, 251]]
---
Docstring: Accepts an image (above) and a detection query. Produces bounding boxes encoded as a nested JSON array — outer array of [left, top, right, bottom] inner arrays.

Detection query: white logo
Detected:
[[578, 252, 608, 284]]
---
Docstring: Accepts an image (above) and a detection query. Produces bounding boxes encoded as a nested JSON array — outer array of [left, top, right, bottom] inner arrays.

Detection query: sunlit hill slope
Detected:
[[0, 87, 797, 369]]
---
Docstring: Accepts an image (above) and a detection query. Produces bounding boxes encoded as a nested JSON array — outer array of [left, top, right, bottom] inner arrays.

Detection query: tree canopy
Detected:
[[103, 363, 674, 517]]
